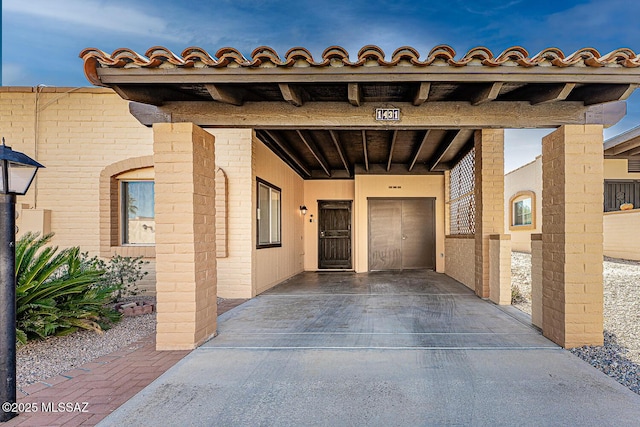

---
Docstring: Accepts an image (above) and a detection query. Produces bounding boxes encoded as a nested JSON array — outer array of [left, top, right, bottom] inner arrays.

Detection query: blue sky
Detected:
[[3, 0, 640, 171]]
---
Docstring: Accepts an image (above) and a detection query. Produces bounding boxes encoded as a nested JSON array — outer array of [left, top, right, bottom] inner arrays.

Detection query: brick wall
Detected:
[[542, 125, 604, 348], [444, 236, 475, 289], [474, 129, 505, 298]]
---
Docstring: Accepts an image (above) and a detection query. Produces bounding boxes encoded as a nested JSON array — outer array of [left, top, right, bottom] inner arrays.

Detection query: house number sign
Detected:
[[375, 108, 400, 121]]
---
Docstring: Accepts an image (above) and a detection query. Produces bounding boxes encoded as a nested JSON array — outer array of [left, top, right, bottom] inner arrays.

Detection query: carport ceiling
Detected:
[[81, 44, 640, 178]]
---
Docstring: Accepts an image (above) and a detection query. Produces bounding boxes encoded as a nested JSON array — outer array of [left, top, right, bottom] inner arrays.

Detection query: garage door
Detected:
[[368, 198, 436, 271]]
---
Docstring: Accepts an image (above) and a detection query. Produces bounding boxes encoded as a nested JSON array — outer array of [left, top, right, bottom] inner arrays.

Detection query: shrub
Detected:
[[15, 233, 120, 345], [83, 254, 149, 302], [511, 285, 527, 304]]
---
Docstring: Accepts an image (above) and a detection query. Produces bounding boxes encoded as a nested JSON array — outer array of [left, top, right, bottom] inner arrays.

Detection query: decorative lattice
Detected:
[[449, 149, 475, 235]]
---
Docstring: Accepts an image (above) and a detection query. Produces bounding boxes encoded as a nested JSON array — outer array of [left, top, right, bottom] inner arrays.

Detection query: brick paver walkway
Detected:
[[4, 298, 247, 426]]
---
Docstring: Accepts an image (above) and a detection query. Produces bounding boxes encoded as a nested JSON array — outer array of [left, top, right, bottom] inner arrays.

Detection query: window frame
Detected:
[[509, 190, 536, 231], [256, 177, 282, 249], [119, 179, 155, 246]]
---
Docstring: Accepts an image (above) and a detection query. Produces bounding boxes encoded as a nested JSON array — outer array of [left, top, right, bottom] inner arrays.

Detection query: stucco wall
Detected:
[[503, 156, 542, 252], [604, 209, 640, 261], [302, 180, 355, 270], [1, 87, 157, 293], [444, 236, 475, 289], [604, 158, 640, 180], [207, 128, 255, 298], [354, 175, 445, 273], [253, 137, 305, 294]]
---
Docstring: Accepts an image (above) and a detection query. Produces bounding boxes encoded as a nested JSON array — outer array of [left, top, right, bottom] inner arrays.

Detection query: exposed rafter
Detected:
[[329, 130, 351, 176], [387, 130, 398, 171], [112, 85, 164, 106], [362, 130, 369, 171], [409, 130, 430, 171], [427, 130, 471, 171], [577, 84, 637, 106], [413, 82, 430, 106], [279, 84, 304, 107], [205, 84, 244, 106], [296, 130, 330, 176], [530, 83, 576, 105], [348, 83, 361, 106], [262, 130, 311, 177], [471, 82, 503, 106]]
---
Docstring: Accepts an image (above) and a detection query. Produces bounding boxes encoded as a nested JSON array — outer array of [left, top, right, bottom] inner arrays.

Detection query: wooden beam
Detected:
[[98, 66, 640, 86], [428, 130, 460, 171], [530, 83, 576, 105], [627, 146, 640, 156], [112, 85, 164, 106], [470, 82, 503, 106], [279, 84, 304, 107], [409, 130, 430, 171], [348, 83, 361, 106], [262, 130, 311, 177], [362, 130, 369, 171], [129, 100, 627, 129], [329, 130, 351, 176], [296, 130, 330, 176], [205, 84, 244, 106], [387, 130, 398, 171], [413, 82, 430, 106]]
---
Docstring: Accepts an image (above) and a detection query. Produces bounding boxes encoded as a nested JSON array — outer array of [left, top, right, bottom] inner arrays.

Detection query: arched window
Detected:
[[509, 190, 536, 231]]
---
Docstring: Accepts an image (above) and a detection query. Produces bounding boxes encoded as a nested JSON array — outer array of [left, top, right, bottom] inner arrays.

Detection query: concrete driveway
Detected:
[[100, 271, 640, 426]]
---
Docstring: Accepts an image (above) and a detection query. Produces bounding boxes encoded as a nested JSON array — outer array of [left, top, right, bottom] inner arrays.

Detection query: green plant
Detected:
[[511, 285, 527, 305], [84, 254, 149, 302], [15, 233, 120, 345]]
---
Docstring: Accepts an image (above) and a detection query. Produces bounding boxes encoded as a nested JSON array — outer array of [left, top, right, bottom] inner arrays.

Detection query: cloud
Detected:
[[2, 63, 32, 86], [4, 0, 178, 40]]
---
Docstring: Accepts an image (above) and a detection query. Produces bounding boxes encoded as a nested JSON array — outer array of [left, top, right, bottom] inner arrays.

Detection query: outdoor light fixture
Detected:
[[0, 137, 44, 422], [300, 205, 307, 215]]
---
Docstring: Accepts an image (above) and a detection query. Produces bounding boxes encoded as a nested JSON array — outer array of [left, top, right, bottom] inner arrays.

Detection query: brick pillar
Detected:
[[474, 129, 505, 298], [153, 123, 217, 350], [530, 233, 543, 329], [489, 234, 511, 305], [541, 125, 604, 348]]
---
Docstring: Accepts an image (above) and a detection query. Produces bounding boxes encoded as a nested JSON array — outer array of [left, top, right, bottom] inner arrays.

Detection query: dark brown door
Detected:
[[318, 200, 352, 269], [368, 198, 435, 271]]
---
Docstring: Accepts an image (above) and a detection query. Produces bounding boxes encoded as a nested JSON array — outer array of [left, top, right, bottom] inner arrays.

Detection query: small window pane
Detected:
[[123, 181, 155, 244], [257, 179, 281, 247], [513, 198, 532, 226]]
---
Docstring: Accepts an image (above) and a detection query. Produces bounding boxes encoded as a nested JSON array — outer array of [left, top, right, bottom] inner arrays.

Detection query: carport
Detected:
[[80, 44, 640, 350]]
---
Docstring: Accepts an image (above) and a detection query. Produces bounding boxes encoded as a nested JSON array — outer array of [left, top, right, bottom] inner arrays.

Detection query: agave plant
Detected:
[[15, 233, 121, 344]]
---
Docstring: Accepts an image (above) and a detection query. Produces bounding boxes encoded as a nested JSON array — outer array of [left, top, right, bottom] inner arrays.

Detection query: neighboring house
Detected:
[[505, 129, 640, 260], [4, 44, 640, 351]]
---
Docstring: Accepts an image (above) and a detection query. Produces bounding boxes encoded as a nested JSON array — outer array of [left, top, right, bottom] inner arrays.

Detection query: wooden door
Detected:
[[318, 200, 352, 269], [368, 198, 436, 271]]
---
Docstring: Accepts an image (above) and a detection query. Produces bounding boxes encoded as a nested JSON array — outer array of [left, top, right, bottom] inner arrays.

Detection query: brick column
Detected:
[[489, 234, 511, 305], [530, 233, 543, 329], [474, 129, 505, 298], [541, 125, 604, 348], [153, 123, 217, 350]]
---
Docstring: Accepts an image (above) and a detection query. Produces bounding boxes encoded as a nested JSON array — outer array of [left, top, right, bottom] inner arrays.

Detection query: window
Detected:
[[257, 178, 281, 248], [509, 191, 536, 230], [513, 198, 532, 226], [122, 181, 155, 245]]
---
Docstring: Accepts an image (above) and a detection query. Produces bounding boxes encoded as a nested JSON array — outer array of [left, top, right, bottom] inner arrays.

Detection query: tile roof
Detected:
[[80, 45, 640, 75]]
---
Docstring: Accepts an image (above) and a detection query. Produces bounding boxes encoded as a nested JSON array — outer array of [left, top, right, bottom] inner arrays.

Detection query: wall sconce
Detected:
[[300, 205, 308, 216]]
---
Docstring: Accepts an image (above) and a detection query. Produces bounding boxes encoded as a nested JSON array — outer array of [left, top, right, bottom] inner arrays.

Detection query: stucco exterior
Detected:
[[505, 154, 640, 260]]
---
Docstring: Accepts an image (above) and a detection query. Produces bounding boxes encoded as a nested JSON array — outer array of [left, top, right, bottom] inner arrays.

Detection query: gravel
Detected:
[[511, 251, 640, 394], [17, 312, 156, 392]]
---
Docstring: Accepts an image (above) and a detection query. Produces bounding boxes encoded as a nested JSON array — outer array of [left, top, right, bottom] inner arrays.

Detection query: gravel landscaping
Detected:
[[511, 251, 640, 394]]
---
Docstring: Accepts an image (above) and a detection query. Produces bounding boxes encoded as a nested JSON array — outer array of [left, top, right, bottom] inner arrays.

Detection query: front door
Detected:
[[368, 198, 436, 271], [318, 200, 352, 269]]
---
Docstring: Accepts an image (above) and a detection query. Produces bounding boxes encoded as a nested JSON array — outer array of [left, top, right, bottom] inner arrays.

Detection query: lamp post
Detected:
[[0, 138, 44, 422]]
